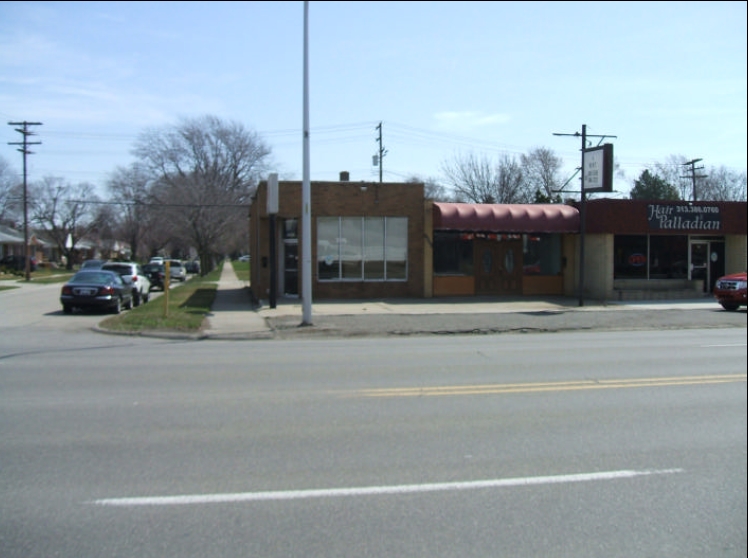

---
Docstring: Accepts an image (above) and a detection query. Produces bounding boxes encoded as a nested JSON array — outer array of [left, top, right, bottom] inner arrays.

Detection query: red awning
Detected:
[[433, 202, 580, 233]]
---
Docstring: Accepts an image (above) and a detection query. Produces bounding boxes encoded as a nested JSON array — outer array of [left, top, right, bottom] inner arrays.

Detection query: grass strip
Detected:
[[100, 266, 222, 333]]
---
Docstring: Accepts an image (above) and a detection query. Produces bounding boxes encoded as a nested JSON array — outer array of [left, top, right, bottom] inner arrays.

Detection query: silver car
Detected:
[[101, 262, 152, 306], [167, 260, 186, 282]]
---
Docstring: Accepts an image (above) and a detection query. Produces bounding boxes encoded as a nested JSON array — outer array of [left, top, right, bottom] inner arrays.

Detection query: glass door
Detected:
[[282, 219, 299, 296], [689, 241, 708, 292]]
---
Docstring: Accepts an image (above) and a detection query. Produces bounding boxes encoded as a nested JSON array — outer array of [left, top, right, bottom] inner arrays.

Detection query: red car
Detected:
[[713, 271, 747, 311]]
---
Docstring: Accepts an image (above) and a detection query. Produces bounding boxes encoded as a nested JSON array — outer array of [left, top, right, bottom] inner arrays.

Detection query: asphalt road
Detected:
[[0, 281, 746, 557]]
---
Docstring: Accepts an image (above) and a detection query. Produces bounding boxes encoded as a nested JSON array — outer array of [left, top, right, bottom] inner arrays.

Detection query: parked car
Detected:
[[0, 254, 38, 271], [167, 259, 186, 282], [238, 255, 250, 262], [185, 260, 200, 274], [142, 263, 166, 291], [101, 262, 151, 306], [149, 256, 165, 265], [80, 259, 107, 270], [713, 271, 747, 311], [60, 270, 133, 314]]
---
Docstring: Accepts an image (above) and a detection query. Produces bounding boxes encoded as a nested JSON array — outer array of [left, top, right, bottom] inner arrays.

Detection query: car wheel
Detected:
[[111, 297, 122, 314], [62, 304, 72, 314], [143, 291, 150, 303], [125, 296, 133, 310], [720, 302, 739, 311], [133, 289, 141, 307]]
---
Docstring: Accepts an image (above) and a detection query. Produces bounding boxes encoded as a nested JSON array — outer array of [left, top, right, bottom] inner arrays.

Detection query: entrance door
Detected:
[[283, 240, 299, 296], [474, 238, 522, 295], [690, 240, 725, 294], [689, 241, 708, 292]]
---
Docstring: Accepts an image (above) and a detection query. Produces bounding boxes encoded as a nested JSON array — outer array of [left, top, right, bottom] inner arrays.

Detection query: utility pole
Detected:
[[553, 124, 616, 307], [682, 158, 706, 201], [8, 121, 42, 281], [374, 122, 387, 183]]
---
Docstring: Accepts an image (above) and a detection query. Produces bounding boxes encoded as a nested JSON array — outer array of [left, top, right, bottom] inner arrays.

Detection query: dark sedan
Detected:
[[142, 263, 166, 291], [60, 270, 133, 314]]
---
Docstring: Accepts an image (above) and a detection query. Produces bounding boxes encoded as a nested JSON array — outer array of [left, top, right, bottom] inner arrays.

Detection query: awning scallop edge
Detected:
[[433, 202, 580, 234]]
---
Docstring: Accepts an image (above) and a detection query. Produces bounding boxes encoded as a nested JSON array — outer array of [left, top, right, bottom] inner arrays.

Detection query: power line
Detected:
[[64, 199, 250, 208]]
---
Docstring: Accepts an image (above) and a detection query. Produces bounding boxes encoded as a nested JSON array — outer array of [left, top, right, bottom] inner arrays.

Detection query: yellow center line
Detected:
[[352, 374, 748, 398]]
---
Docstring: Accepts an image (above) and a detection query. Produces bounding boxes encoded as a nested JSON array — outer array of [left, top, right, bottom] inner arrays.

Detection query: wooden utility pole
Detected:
[[375, 122, 387, 183], [7, 121, 42, 281], [682, 158, 707, 201]]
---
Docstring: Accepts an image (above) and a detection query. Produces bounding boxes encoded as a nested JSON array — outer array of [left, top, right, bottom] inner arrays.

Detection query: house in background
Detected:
[[0, 224, 46, 264]]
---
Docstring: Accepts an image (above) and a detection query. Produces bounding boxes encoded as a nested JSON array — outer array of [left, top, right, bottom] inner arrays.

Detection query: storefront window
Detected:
[[363, 218, 385, 279], [385, 217, 408, 280], [649, 236, 688, 279], [614, 235, 648, 279], [317, 217, 408, 281], [317, 217, 340, 280], [523, 234, 561, 275], [433, 232, 473, 275], [340, 218, 363, 279], [614, 235, 690, 279]]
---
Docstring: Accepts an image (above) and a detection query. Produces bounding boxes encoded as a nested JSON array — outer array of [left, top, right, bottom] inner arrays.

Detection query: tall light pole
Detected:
[[8, 121, 42, 281], [301, 0, 312, 325]]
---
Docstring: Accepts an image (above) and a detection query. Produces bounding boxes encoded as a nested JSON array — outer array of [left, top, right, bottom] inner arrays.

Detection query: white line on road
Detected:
[[90, 468, 684, 507]]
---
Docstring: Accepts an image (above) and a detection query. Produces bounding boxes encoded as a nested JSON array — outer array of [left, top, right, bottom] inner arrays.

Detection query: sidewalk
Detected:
[[202, 263, 742, 340]]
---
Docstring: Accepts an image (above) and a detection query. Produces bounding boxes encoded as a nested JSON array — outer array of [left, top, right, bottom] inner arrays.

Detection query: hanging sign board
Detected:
[[582, 143, 614, 192]]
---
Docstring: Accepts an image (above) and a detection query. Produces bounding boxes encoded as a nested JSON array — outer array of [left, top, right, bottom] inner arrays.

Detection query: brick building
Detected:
[[249, 174, 426, 301], [249, 175, 747, 304]]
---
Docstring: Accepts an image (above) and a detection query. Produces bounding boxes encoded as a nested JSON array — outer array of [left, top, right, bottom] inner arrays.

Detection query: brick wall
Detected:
[[250, 180, 425, 300]]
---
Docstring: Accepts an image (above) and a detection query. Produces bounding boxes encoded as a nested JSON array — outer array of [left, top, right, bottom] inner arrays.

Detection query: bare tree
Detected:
[[647, 155, 691, 200], [133, 115, 271, 272], [441, 152, 530, 204], [107, 163, 156, 262], [405, 175, 451, 201], [0, 156, 22, 225], [520, 147, 564, 202], [29, 176, 102, 269], [699, 166, 747, 201], [496, 155, 530, 203], [647, 155, 747, 201]]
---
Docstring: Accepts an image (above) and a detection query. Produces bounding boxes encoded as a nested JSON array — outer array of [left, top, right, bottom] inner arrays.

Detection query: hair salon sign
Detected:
[[647, 203, 722, 231]]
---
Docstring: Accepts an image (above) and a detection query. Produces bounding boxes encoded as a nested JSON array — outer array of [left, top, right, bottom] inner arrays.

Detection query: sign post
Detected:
[[553, 125, 616, 306], [163, 260, 170, 318]]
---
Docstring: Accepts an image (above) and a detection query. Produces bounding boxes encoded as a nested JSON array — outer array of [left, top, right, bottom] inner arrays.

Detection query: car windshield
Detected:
[[102, 265, 131, 275], [72, 271, 116, 285]]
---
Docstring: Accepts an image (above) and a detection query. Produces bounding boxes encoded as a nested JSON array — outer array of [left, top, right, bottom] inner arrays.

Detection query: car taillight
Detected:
[[61, 286, 72, 295], [132, 275, 138, 283], [99, 286, 115, 295]]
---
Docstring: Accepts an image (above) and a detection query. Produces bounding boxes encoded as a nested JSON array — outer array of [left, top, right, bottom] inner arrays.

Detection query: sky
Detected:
[[1, 1, 746, 199]]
